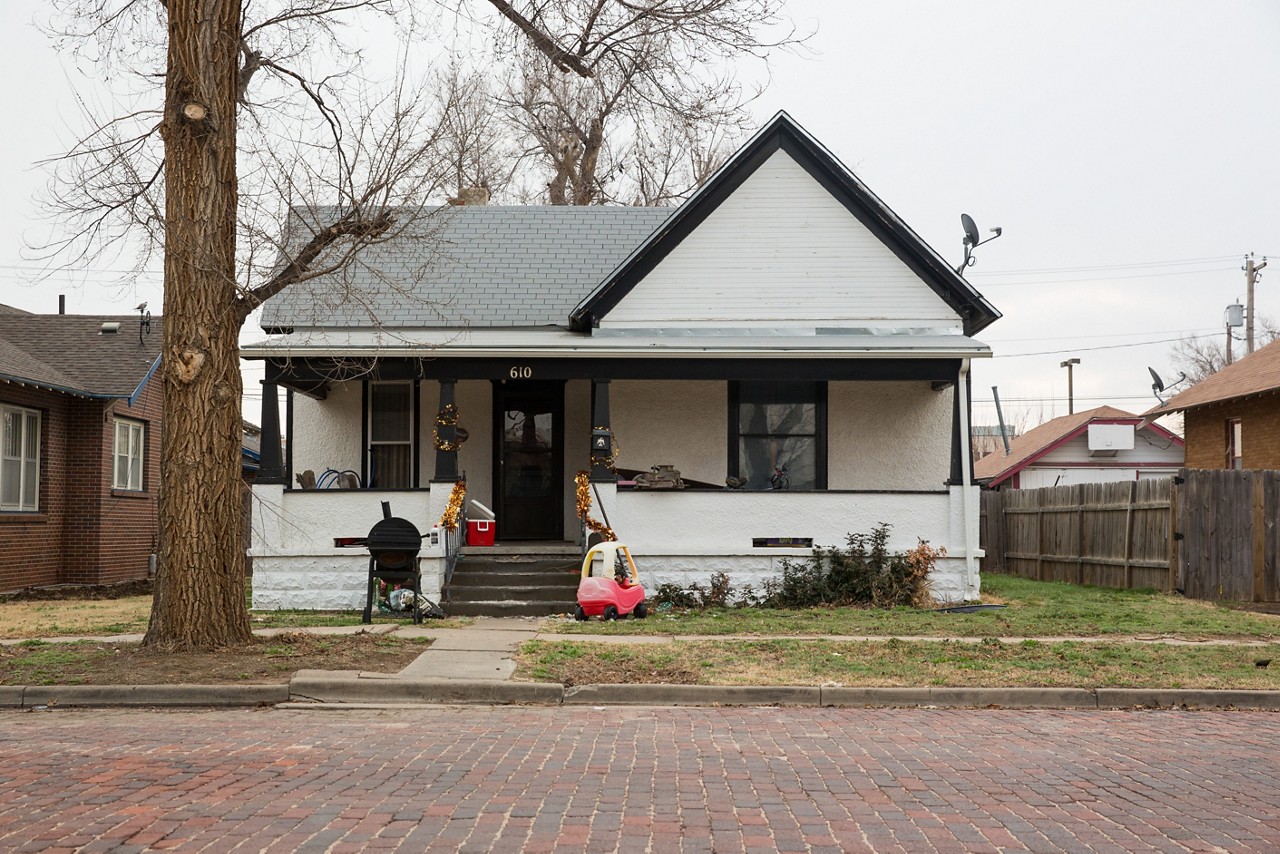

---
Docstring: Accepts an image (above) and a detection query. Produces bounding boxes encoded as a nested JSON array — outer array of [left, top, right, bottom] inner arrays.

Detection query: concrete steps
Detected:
[[445, 553, 581, 618]]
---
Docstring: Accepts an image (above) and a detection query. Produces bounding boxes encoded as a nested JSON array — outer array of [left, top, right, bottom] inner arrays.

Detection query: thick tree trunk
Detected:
[[144, 0, 253, 648]]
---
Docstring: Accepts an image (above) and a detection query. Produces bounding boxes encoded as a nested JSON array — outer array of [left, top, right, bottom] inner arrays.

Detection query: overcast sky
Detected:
[[2, 0, 1277, 429]]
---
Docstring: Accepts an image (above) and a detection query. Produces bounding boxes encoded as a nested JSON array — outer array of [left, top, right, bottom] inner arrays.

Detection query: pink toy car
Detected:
[[575, 542, 647, 621]]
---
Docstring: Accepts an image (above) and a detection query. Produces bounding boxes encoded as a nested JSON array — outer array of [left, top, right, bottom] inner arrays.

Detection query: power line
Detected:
[[974, 267, 1234, 288], [993, 332, 1215, 358], [967, 254, 1239, 276]]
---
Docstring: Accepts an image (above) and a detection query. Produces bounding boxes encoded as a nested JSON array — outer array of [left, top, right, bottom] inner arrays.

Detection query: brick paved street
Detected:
[[0, 706, 1277, 852]]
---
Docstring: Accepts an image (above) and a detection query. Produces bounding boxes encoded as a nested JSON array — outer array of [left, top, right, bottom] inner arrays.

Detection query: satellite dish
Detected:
[[1148, 367, 1165, 393], [961, 213, 980, 247]]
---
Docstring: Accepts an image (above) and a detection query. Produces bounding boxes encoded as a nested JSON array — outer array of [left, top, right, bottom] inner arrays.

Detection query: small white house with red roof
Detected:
[[974, 406, 1184, 490]]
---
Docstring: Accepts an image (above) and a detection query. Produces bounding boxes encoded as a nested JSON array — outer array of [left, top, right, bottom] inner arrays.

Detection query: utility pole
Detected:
[[1060, 358, 1080, 415], [1245, 253, 1268, 354]]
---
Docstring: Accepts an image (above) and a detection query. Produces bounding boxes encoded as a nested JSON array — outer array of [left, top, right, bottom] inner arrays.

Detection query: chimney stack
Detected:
[[58, 295, 65, 315]]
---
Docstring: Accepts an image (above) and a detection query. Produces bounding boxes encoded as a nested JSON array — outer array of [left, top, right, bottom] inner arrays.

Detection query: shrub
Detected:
[[761, 523, 942, 609]]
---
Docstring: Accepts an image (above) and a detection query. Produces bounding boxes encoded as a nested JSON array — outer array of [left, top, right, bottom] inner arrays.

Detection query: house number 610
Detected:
[[509, 366, 533, 379]]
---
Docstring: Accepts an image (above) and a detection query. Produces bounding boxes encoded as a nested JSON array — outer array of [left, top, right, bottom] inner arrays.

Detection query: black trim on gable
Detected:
[[569, 113, 1001, 337]]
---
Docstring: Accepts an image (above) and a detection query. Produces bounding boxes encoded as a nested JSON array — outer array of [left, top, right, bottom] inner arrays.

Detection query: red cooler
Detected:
[[466, 519, 495, 546]]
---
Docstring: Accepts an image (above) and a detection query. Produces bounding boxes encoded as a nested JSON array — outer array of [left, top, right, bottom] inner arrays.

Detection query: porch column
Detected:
[[590, 379, 616, 482], [257, 380, 284, 485], [432, 379, 459, 482]]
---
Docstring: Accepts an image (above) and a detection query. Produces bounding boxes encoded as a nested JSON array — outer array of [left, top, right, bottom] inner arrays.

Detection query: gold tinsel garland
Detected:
[[439, 479, 466, 531], [433, 403, 461, 452], [575, 470, 616, 541]]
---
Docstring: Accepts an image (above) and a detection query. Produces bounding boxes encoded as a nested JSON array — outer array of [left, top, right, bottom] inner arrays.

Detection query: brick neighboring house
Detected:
[[1144, 339, 1280, 469], [0, 305, 163, 591]]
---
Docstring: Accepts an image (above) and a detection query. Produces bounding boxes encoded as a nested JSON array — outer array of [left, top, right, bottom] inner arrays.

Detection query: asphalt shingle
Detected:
[[259, 206, 672, 329], [0, 311, 163, 398]]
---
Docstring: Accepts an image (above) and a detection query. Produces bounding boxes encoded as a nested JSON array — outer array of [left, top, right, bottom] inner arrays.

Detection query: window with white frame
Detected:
[[367, 381, 414, 488], [1226, 418, 1243, 470], [113, 418, 145, 491], [1, 405, 41, 512]]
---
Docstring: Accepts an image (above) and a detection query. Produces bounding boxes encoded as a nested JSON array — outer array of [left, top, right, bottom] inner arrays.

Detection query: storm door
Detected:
[[493, 381, 564, 540]]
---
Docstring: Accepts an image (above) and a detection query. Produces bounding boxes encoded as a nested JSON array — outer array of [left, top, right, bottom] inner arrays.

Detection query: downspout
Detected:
[[958, 359, 978, 598]]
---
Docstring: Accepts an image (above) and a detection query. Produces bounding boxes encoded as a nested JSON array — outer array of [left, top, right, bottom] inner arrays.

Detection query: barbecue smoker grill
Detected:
[[362, 502, 424, 624]]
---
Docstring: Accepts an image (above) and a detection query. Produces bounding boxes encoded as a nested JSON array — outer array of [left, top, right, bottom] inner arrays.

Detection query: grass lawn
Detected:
[[547, 574, 1280, 640], [517, 638, 1280, 689], [0, 595, 470, 640]]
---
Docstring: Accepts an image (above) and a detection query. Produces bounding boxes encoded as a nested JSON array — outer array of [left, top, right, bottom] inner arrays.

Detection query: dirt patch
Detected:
[[1, 579, 153, 602], [0, 631, 430, 686]]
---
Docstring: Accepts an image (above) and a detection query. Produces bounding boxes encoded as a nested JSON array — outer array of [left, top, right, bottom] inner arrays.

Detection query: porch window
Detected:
[[1, 404, 40, 512], [729, 381, 826, 490], [113, 418, 145, 491], [1226, 418, 1242, 470], [368, 381, 413, 488]]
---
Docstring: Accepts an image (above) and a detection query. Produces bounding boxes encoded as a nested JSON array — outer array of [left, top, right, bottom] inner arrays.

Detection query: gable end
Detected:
[[570, 113, 1000, 336]]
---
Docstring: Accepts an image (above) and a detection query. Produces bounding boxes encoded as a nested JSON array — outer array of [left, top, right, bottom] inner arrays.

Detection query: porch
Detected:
[[247, 350, 986, 610]]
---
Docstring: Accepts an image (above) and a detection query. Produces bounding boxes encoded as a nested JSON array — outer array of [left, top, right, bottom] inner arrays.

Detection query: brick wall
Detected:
[[1183, 391, 1280, 470], [0, 385, 71, 590], [0, 377, 163, 592]]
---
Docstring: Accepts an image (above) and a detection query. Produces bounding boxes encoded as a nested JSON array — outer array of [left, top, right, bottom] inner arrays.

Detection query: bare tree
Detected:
[[475, 0, 807, 204], [1170, 319, 1280, 385], [41, 0, 453, 648]]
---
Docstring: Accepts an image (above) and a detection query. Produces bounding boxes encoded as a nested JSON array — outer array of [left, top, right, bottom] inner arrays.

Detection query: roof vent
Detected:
[[100, 322, 121, 334]]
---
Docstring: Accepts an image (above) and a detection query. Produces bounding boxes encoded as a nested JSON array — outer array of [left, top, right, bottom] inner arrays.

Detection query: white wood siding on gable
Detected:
[[601, 149, 961, 328], [1036, 429, 1185, 467]]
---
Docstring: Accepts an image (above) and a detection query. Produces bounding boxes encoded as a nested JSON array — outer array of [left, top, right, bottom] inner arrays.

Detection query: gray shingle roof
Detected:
[[259, 206, 672, 330], [0, 314, 163, 398]]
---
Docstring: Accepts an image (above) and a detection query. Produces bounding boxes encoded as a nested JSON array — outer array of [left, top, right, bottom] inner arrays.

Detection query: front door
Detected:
[[493, 381, 564, 540]]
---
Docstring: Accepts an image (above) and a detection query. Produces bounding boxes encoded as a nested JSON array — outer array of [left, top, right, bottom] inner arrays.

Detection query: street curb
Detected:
[[1, 682, 1278, 710], [4, 684, 288, 708], [288, 677, 563, 705], [1095, 688, 1280, 710], [564, 684, 821, 706]]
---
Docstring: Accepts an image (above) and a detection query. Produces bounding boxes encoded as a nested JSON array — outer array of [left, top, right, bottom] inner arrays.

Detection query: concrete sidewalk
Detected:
[[3, 618, 1279, 711]]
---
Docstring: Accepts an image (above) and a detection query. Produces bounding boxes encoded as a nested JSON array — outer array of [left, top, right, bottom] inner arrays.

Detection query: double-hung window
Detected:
[[113, 418, 145, 491], [729, 381, 826, 490], [368, 381, 414, 488], [1, 405, 40, 512]]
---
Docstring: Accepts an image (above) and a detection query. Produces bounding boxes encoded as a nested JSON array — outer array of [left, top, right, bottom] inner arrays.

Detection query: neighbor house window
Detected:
[[1, 404, 40, 512], [1226, 418, 1243, 470], [368, 381, 413, 488], [729, 381, 826, 490], [113, 418, 145, 491]]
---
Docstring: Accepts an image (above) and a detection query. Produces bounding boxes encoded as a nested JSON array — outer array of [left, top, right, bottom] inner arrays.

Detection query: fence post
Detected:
[[1036, 493, 1045, 582], [1254, 475, 1267, 602], [1123, 479, 1136, 589], [1169, 471, 1181, 593], [1075, 484, 1085, 585]]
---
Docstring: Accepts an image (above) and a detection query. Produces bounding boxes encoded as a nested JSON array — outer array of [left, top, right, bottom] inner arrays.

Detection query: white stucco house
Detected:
[[243, 112, 1002, 610]]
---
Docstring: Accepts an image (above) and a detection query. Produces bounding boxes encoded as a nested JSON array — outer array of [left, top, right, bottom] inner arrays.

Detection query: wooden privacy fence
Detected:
[[980, 479, 1175, 591], [980, 470, 1280, 601], [1176, 469, 1280, 602]]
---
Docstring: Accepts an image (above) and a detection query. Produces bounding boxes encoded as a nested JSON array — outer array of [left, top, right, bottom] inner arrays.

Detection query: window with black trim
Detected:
[[1, 404, 41, 511], [113, 417, 145, 491], [729, 381, 826, 490], [368, 381, 413, 488]]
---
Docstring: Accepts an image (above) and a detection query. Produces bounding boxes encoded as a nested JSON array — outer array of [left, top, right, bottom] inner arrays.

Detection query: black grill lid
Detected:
[[366, 502, 422, 553]]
